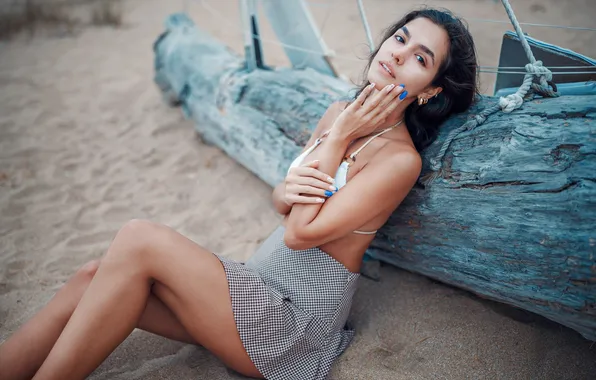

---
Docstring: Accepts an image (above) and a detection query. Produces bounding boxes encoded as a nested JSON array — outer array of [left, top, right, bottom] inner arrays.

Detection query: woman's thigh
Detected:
[[118, 220, 262, 378]]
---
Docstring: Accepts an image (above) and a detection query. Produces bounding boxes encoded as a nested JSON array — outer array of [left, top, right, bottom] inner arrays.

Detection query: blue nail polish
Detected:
[[325, 190, 333, 197], [399, 90, 408, 100], [334, 186, 339, 192], [399, 84, 405, 88]]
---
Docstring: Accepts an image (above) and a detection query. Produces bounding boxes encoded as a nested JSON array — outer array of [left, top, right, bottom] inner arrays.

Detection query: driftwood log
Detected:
[[153, 14, 596, 340]]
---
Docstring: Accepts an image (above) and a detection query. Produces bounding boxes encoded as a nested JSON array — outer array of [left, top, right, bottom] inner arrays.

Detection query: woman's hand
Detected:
[[284, 160, 337, 206], [330, 82, 406, 141]]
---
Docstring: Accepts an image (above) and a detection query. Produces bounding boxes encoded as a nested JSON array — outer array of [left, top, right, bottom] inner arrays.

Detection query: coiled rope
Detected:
[[420, 0, 560, 187]]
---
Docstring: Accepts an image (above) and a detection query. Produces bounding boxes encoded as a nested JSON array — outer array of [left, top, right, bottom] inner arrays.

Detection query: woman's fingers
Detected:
[[370, 84, 407, 120], [295, 162, 335, 184], [285, 194, 326, 205], [299, 175, 337, 190], [349, 82, 376, 109], [288, 172, 337, 192], [370, 85, 406, 123], [285, 159, 337, 205], [361, 83, 397, 115], [290, 183, 335, 198], [345, 82, 408, 124]]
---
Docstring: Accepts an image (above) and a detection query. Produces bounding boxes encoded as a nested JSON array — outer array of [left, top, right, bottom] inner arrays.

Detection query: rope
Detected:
[[421, 0, 560, 187], [303, 1, 596, 31], [479, 69, 595, 75], [197, 0, 363, 62], [465, 17, 596, 32], [195, 0, 596, 73], [482, 65, 595, 70]]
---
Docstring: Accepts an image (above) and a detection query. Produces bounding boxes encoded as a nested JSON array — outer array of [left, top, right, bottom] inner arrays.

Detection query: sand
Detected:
[[1, 0, 595, 378]]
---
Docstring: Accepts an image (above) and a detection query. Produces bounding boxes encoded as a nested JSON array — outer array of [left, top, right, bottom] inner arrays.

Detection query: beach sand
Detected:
[[1, 0, 595, 379]]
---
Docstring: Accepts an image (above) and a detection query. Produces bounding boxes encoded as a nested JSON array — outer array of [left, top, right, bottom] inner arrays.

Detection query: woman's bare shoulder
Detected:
[[376, 138, 422, 177]]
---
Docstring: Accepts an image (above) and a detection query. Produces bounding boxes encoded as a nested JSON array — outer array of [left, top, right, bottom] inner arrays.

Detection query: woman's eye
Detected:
[[416, 55, 426, 66], [395, 35, 404, 43]]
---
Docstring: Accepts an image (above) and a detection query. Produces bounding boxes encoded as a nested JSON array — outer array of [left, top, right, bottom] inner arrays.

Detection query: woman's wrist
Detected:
[[273, 182, 291, 215], [326, 126, 352, 146]]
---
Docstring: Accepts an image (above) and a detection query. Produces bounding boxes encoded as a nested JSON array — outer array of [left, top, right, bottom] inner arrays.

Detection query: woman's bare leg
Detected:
[[0, 259, 197, 380], [31, 219, 261, 380], [0, 262, 100, 380]]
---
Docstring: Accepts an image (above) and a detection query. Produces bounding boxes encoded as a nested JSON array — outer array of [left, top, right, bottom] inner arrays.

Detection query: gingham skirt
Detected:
[[216, 231, 360, 380]]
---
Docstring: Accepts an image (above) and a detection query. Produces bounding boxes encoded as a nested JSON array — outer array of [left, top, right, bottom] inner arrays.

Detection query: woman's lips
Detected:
[[379, 61, 395, 78]]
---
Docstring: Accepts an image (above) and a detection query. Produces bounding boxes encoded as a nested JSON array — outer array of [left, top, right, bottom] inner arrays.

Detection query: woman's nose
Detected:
[[391, 50, 404, 65]]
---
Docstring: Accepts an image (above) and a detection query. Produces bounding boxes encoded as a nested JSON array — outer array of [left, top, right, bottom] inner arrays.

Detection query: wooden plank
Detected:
[[153, 13, 596, 341]]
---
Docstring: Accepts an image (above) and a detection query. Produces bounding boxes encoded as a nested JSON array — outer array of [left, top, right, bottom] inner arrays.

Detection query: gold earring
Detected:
[[418, 97, 428, 106]]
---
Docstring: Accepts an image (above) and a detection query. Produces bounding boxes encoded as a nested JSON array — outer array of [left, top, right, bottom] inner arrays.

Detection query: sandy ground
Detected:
[[1, 0, 595, 379]]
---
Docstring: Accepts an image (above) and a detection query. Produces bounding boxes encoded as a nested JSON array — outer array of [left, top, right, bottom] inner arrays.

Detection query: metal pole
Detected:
[[239, 0, 258, 71], [356, 0, 375, 51]]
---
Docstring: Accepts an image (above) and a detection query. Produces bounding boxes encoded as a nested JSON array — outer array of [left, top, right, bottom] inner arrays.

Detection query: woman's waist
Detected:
[[247, 231, 360, 278], [277, 221, 369, 273], [245, 238, 359, 318], [318, 239, 369, 273]]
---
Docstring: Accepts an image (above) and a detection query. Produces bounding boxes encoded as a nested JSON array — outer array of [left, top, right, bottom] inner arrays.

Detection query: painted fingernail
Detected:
[[399, 90, 408, 100], [329, 185, 336, 191], [369, 82, 376, 88], [327, 177, 334, 183], [318, 198, 325, 203], [334, 186, 339, 192], [399, 84, 405, 88], [387, 84, 395, 91], [325, 190, 333, 197]]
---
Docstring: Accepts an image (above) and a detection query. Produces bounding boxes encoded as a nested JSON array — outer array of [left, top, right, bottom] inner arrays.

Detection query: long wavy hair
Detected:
[[354, 8, 479, 153]]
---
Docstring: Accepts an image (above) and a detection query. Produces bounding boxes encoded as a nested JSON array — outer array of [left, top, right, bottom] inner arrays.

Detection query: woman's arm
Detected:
[[272, 182, 291, 215], [270, 102, 345, 216], [284, 146, 421, 250]]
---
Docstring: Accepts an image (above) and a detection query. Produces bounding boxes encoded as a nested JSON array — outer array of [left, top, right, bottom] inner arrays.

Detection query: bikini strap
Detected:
[[313, 119, 403, 162], [348, 119, 403, 161]]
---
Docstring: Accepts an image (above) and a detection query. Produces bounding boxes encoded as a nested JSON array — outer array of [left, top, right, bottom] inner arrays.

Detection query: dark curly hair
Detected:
[[354, 8, 479, 153]]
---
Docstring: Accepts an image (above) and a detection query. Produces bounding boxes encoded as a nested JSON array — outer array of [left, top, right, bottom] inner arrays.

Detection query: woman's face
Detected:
[[368, 17, 450, 98]]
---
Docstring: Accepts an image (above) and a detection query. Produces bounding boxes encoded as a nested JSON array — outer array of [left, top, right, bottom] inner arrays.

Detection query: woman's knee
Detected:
[[77, 260, 100, 277], [107, 219, 161, 261], [70, 259, 101, 285]]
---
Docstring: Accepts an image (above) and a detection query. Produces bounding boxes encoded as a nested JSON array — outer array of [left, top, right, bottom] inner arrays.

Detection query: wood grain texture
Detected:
[[153, 13, 596, 340]]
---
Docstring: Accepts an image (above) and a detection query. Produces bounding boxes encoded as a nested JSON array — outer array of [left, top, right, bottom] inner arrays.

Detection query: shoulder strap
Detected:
[[301, 130, 329, 156], [348, 120, 403, 160]]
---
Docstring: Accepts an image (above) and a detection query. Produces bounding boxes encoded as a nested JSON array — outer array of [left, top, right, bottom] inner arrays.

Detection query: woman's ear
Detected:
[[421, 86, 443, 99]]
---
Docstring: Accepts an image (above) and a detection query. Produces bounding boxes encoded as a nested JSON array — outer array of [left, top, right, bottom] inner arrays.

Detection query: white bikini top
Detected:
[[287, 120, 403, 235]]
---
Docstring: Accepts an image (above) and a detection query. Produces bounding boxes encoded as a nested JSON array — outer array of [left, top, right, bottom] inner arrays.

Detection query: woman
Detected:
[[0, 7, 478, 380]]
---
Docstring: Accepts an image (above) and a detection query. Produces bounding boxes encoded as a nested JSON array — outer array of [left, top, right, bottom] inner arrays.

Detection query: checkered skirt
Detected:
[[216, 239, 360, 380]]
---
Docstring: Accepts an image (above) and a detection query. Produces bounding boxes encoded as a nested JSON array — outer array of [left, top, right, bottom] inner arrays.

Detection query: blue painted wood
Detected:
[[153, 13, 596, 341]]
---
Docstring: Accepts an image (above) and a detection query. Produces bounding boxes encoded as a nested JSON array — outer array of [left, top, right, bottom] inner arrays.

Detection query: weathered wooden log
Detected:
[[153, 14, 596, 340]]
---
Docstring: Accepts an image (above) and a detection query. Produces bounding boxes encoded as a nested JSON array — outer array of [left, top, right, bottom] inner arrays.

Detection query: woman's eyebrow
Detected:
[[402, 26, 411, 38], [400, 26, 436, 66], [419, 45, 436, 66]]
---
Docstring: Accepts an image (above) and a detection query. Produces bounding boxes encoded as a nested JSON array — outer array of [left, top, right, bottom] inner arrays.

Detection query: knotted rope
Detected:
[[420, 0, 559, 187]]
